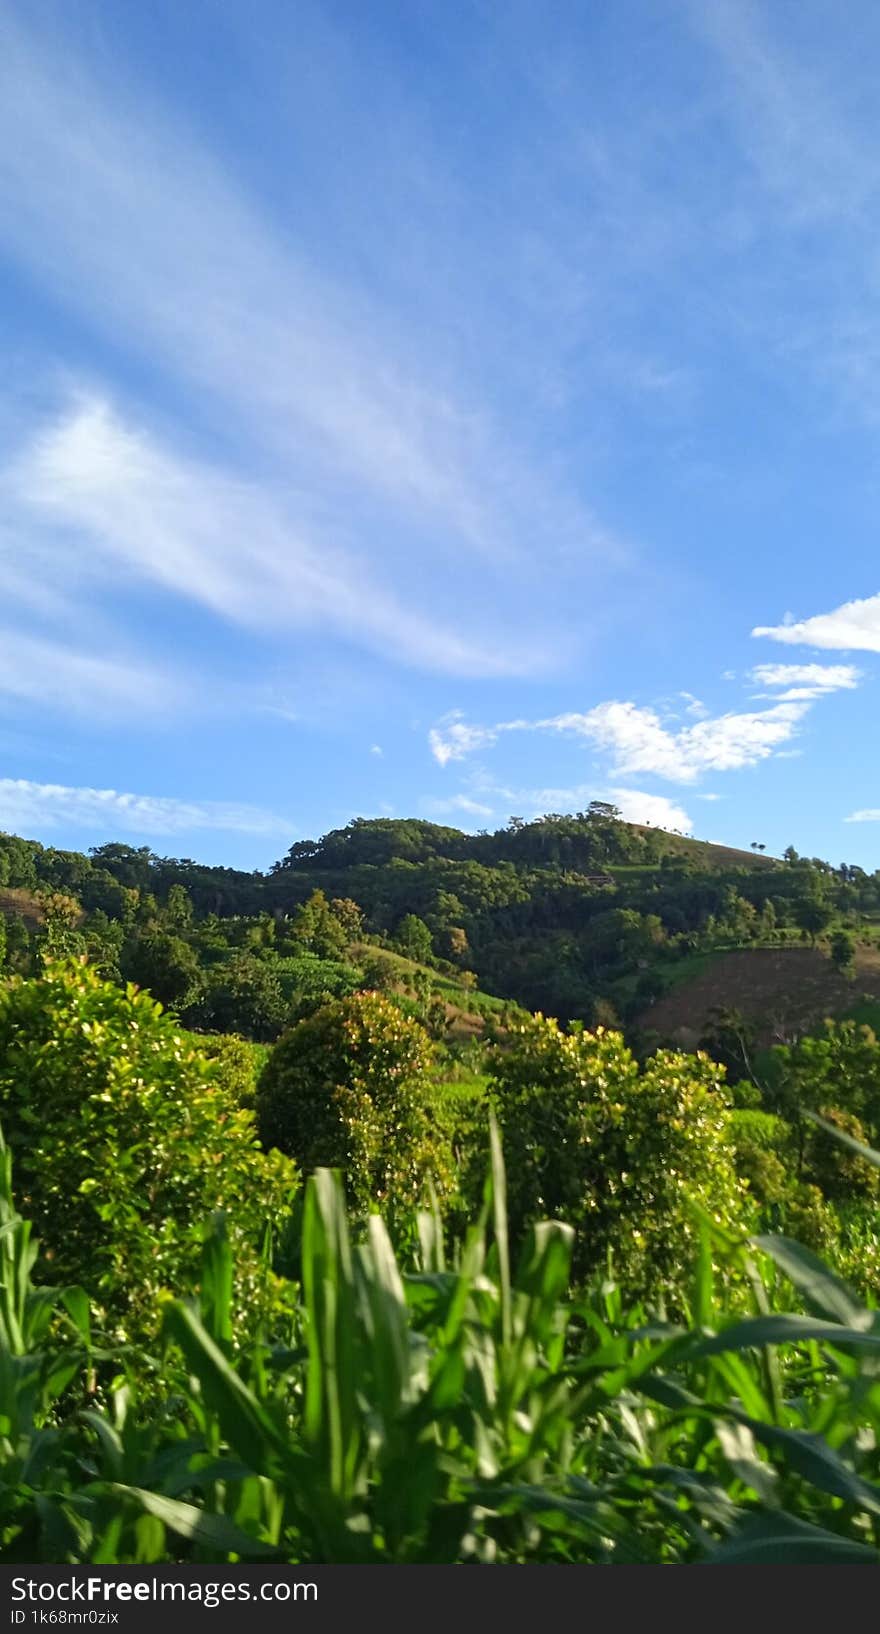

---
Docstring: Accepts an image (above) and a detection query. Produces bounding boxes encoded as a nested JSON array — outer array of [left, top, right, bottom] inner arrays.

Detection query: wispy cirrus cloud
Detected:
[[5, 395, 533, 679], [0, 779, 291, 839], [691, 0, 880, 427], [429, 697, 809, 784], [0, 10, 622, 696], [421, 794, 494, 820], [0, 630, 179, 722], [692, 0, 877, 226]]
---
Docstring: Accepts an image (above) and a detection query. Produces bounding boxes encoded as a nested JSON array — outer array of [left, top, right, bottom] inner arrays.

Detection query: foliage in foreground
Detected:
[[0, 961, 298, 1339], [4, 1123, 880, 1564]]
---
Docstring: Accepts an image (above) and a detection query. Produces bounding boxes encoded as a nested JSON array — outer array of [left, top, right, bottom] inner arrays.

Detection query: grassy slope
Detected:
[[626, 825, 780, 871], [350, 941, 516, 1045], [0, 887, 45, 928], [637, 943, 880, 1047]]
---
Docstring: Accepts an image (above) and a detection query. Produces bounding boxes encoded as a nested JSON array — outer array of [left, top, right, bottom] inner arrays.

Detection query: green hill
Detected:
[[0, 812, 875, 1046]]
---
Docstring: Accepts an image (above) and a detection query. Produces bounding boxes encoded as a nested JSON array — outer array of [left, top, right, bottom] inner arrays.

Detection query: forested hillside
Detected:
[[0, 806, 875, 1046]]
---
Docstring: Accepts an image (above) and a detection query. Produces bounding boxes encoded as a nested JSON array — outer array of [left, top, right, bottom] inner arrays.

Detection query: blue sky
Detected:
[[2, 0, 880, 870]]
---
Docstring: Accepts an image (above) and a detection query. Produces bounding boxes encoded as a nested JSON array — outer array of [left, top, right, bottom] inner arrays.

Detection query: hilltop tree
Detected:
[[164, 882, 194, 932], [329, 897, 365, 942], [195, 952, 288, 1041], [123, 929, 204, 1012]]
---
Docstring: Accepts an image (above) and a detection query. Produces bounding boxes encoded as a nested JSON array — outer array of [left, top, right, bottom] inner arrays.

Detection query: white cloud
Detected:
[[428, 714, 503, 766], [750, 662, 861, 690], [369, 744, 383, 757], [846, 809, 880, 823], [431, 777, 691, 833], [748, 661, 862, 701], [0, 780, 290, 839], [608, 789, 693, 832], [754, 595, 880, 654], [679, 691, 709, 718], [430, 697, 809, 784]]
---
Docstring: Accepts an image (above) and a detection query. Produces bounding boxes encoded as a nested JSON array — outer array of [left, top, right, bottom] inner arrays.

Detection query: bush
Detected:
[[121, 928, 204, 1010], [489, 1015, 747, 1296], [0, 961, 297, 1337], [190, 1030, 266, 1108], [805, 1106, 879, 1204], [193, 952, 288, 1040], [274, 952, 363, 1021], [257, 991, 449, 1217], [728, 1108, 794, 1206]]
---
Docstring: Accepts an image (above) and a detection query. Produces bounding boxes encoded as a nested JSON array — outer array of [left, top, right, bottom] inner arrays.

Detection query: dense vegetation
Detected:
[[3, 810, 880, 1561]]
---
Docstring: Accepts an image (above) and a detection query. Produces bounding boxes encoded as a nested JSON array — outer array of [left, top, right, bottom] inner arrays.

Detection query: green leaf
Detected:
[[164, 1302, 286, 1472], [742, 1418, 880, 1517], [690, 1313, 880, 1357], [61, 1285, 91, 1345], [301, 1167, 360, 1501], [199, 1213, 234, 1347], [356, 1213, 411, 1426], [108, 1485, 275, 1556], [488, 1113, 511, 1350], [805, 1111, 880, 1171], [752, 1234, 869, 1327], [714, 1420, 778, 1507], [706, 1512, 880, 1564]]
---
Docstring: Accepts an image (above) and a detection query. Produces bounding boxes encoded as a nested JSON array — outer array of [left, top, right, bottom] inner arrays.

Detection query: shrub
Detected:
[[489, 1015, 747, 1296], [0, 961, 297, 1337], [778, 1183, 839, 1257], [805, 1105, 880, 1204], [274, 951, 363, 1021], [190, 1030, 265, 1108], [257, 991, 449, 1217], [728, 1108, 795, 1205], [121, 928, 204, 1010], [193, 952, 288, 1040]]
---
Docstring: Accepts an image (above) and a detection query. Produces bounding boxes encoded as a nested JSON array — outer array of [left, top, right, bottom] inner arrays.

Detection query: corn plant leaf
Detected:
[[164, 1302, 286, 1472], [752, 1234, 869, 1327], [689, 1313, 880, 1357], [706, 1512, 880, 1564], [108, 1484, 275, 1556]]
